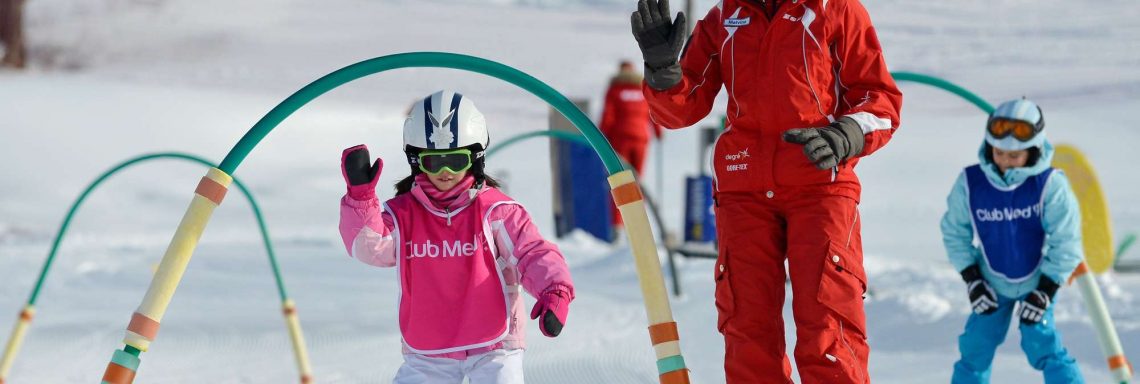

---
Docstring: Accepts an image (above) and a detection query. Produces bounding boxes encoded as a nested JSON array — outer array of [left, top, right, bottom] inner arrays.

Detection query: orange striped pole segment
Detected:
[[101, 349, 140, 384], [1067, 261, 1089, 285], [282, 299, 315, 384], [649, 321, 689, 382], [1072, 260, 1132, 382], [607, 170, 689, 384], [0, 306, 36, 382], [101, 167, 232, 382], [122, 167, 232, 352]]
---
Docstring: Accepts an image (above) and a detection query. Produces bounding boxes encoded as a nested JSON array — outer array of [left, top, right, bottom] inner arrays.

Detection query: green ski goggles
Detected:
[[417, 149, 473, 175]]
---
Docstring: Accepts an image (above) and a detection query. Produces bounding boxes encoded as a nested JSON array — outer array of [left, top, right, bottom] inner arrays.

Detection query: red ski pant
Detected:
[[609, 136, 649, 225], [714, 190, 869, 384]]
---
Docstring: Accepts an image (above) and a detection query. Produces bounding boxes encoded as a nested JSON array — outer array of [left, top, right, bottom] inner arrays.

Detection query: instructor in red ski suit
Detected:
[[631, 0, 902, 382]]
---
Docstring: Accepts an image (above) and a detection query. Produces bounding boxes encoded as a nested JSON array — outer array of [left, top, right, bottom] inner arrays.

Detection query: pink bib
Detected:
[[384, 189, 513, 354]]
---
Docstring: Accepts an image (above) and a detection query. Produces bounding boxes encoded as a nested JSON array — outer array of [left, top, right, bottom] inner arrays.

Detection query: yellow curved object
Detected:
[[283, 299, 314, 383], [0, 306, 34, 381], [126, 168, 232, 351], [1052, 144, 1115, 274], [608, 170, 690, 384]]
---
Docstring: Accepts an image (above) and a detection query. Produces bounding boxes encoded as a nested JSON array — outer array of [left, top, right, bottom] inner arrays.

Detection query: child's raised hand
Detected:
[[530, 287, 572, 337], [341, 144, 383, 201]]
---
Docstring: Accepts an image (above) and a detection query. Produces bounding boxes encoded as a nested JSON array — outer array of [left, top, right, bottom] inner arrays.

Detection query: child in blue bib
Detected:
[[940, 98, 1085, 384]]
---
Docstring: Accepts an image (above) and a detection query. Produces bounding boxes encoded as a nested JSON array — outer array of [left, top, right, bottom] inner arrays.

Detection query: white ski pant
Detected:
[[393, 349, 525, 384]]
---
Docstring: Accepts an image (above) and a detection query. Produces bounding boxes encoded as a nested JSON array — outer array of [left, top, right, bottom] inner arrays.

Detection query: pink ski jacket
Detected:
[[339, 174, 574, 359]]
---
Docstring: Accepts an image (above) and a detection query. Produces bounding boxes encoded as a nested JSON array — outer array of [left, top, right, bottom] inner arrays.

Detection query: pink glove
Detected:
[[530, 286, 572, 337], [341, 144, 383, 201]]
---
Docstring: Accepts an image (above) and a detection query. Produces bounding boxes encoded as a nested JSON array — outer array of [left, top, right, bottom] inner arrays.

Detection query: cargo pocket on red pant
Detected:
[[816, 243, 868, 337], [714, 256, 736, 333]]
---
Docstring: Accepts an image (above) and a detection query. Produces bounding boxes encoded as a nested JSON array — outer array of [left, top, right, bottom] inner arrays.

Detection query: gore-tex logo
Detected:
[[406, 237, 478, 259], [783, 14, 800, 22]]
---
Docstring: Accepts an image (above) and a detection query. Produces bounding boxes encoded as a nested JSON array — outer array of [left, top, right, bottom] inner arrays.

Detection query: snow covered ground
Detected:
[[1, 0, 1138, 382]]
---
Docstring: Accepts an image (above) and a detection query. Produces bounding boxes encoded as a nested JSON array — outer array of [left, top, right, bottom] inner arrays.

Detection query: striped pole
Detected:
[[609, 170, 690, 384], [0, 306, 33, 383], [0, 153, 312, 383], [102, 167, 232, 383], [1071, 261, 1132, 383], [283, 300, 313, 384]]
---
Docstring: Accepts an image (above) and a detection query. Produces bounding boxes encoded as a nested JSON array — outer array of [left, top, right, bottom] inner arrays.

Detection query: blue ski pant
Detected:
[[952, 295, 1084, 384]]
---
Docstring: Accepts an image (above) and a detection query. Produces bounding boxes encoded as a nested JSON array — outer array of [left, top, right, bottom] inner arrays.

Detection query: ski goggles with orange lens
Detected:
[[987, 118, 1042, 141], [417, 149, 473, 175]]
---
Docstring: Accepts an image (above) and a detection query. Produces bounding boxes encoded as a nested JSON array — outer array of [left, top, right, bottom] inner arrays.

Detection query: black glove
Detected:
[[960, 264, 998, 315], [1019, 276, 1060, 325], [782, 117, 866, 170], [631, 0, 687, 90], [341, 145, 383, 200]]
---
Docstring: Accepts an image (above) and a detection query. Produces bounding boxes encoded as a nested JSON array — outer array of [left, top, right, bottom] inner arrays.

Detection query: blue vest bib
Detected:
[[965, 165, 1053, 282]]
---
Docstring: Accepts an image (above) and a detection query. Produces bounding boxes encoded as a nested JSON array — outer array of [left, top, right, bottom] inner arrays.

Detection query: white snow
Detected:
[[1, 0, 1138, 382]]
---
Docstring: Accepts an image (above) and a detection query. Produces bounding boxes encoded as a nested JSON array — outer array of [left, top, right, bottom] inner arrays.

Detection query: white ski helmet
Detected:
[[402, 90, 490, 179], [985, 98, 1045, 151], [403, 90, 489, 153]]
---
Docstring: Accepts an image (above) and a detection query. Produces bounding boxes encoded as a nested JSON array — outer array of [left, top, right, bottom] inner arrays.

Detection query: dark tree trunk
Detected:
[[0, 0, 27, 69]]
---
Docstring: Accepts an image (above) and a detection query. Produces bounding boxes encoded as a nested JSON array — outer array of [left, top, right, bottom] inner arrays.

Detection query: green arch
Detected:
[[892, 71, 994, 114], [486, 130, 589, 158], [28, 152, 290, 305], [219, 52, 625, 175]]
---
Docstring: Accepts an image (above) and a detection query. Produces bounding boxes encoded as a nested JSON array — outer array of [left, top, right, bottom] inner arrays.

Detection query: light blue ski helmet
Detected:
[[985, 98, 1045, 151]]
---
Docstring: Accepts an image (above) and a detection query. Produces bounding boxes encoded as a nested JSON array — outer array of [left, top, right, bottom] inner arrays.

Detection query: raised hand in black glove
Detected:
[[1019, 276, 1060, 325], [960, 264, 998, 315], [631, 0, 687, 90], [782, 117, 865, 170], [341, 144, 383, 201]]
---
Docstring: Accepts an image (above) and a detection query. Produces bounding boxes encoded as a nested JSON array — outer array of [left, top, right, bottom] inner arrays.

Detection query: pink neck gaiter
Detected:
[[414, 173, 477, 211]]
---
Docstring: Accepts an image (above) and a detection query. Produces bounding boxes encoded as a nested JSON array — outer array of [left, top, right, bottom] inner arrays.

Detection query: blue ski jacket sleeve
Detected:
[[941, 171, 981, 274], [1038, 171, 1083, 284]]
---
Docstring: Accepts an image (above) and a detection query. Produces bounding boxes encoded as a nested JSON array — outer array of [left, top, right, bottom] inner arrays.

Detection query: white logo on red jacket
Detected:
[[724, 148, 750, 161], [406, 237, 479, 259], [724, 148, 750, 172]]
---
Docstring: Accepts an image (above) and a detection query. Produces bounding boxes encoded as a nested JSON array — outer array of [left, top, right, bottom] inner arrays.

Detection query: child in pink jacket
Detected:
[[338, 90, 574, 384]]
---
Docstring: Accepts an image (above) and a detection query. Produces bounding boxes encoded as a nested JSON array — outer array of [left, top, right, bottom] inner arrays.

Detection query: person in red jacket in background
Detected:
[[631, 0, 902, 383], [600, 60, 662, 231]]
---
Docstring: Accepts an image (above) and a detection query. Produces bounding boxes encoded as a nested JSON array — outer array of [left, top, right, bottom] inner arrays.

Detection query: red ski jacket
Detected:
[[645, 0, 902, 200], [601, 71, 661, 142]]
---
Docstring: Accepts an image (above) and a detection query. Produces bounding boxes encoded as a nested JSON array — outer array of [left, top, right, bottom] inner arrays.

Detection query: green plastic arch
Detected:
[[891, 71, 995, 114], [486, 130, 589, 158], [28, 152, 290, 305], [220, 52, 624, 175]]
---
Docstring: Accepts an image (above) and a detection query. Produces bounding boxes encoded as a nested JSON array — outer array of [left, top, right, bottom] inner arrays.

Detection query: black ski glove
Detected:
[[631, 0, 687, 90], [341, 145, 383, 201], [960, 264, 998, 315], [782, 117, 865, 170], [1019, 276, 1060, 325]]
